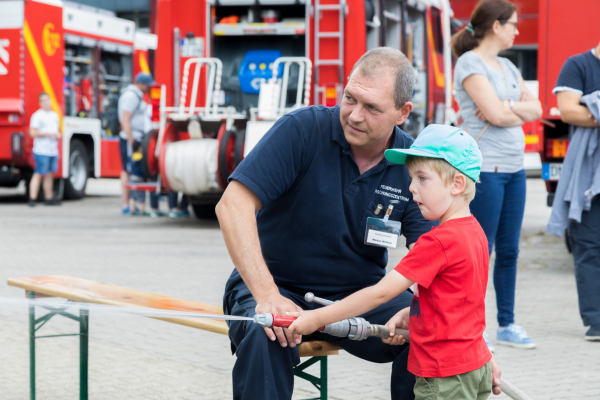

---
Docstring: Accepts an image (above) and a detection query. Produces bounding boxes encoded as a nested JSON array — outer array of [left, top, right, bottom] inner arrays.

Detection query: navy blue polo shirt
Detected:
[[229, 105, 436, 296], [554, 49, 600, 96]]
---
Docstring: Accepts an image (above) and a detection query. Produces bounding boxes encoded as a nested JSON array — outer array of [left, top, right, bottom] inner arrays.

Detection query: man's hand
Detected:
[[490, 354, 502, 395], [54, 132, 62, 139], [255, 293, 303, 348], [286, 310, 322, 336], [381, 306, 410, 345]]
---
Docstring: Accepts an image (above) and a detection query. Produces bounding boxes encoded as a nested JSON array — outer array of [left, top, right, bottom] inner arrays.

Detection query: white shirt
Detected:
[[30, 109, 60, 156], [118, 84, 147, 141]]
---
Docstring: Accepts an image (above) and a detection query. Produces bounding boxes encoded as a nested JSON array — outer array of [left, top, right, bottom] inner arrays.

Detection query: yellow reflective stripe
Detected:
[[426, 13, 445, 89], [23, 20, 63, 130], [138, 51, 150, 74], [525, 135, 539, 145]]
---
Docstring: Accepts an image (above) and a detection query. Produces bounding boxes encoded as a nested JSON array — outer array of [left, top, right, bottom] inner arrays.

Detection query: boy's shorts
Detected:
[[34, 154, 58, 175], [414, 362, 492, 400]]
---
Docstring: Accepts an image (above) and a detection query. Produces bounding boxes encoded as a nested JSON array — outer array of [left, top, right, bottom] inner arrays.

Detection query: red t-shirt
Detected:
[[395, 215, 491, 378]]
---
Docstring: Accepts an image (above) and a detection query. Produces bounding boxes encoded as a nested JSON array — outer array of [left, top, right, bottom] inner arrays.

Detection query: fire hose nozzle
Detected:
[[253, 313, 274, 328]]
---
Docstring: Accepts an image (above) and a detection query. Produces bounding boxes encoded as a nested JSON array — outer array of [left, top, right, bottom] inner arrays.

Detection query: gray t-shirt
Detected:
[[118, 84, 147, 141], [454, 51, 525, 173]]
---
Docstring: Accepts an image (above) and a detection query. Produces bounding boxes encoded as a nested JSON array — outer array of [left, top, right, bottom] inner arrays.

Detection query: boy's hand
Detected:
[[490, 355, 502, 395], [286, 310, 322, 336], [381, 307, 410, 345]]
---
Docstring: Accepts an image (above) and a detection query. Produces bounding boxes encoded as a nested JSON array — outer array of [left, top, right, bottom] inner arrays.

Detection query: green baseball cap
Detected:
[[385, 124, 482, 182]]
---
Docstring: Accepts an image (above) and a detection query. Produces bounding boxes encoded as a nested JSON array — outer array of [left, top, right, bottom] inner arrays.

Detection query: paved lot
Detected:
[[0, 178, 598, 399]]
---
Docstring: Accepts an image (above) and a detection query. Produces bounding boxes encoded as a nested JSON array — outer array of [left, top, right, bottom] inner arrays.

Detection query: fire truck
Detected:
[[141, 0, 456, 217], [451, 0, 600, 205], [0, 0, 157, 199]]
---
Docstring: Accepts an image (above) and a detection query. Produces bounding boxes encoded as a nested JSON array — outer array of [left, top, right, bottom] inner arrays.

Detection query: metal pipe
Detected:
[[173, 28, 180, 107], [305, 292, 336, 306], [79, 308, 89, 400], [440, 0, 453, 124], [28, 290, 35, 400], [189, 62, 201, 117]]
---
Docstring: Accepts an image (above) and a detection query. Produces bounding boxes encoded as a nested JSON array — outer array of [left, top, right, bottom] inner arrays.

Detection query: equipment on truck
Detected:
[[0, 0, 157, 199], [144, 0, 455, 218]]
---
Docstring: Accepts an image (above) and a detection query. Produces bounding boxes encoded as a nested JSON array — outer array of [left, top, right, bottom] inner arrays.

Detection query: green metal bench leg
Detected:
[[293, 355, 329, 399], [26, 292, 88, 400], [320, 356, 327, 399], [80, 309, 89, 400], [28, 291, 36, 400]]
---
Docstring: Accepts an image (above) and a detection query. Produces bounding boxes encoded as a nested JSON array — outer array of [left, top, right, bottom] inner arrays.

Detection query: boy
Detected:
[[288, 124, 493, 399], [28, 92, 61, 207]]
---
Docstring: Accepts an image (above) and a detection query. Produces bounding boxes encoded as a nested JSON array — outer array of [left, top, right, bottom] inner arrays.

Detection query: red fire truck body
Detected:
[[147, 0, 457, 216], [0, 0, 156, 198]]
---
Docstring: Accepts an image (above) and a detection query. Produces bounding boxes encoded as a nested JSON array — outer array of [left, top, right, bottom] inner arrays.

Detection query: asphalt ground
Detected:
[[0, 178, 598, 399]]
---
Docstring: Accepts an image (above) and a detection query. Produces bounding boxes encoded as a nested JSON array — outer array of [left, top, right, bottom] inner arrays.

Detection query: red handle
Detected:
[[270, 314, 325, 331], [272, 314, 297, 328]]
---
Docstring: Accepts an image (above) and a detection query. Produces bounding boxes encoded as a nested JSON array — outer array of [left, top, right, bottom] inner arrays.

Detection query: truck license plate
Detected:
[[542, 163, 562, 181]]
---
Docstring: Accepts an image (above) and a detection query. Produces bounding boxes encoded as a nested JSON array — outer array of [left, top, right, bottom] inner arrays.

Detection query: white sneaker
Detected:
[[497, 324, 537, 349]]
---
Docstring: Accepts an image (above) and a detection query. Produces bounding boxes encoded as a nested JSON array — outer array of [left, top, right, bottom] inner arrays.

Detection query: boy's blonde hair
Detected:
[[405, 155, 477, 204]]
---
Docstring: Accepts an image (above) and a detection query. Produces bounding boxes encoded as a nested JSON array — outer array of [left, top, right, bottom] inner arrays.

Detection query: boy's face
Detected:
[[39, 95, 52, 111], [408, 164, 454, 221]]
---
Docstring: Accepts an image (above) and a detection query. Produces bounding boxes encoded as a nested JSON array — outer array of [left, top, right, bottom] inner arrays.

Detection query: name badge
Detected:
[[364, 204, 401, 249]]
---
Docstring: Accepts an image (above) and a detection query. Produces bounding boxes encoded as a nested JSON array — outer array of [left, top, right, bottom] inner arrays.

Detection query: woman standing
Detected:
[[452, 0, 542, 351]]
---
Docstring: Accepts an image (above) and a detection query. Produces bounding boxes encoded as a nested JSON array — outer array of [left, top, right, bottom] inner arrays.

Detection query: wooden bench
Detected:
[[8, 275, 341, 400]]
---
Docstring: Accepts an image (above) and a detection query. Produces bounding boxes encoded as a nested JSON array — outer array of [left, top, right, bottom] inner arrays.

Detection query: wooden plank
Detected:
[[8, 275, 341, 356], [298, 340, 341, 357], [8, 275, 228, 334]]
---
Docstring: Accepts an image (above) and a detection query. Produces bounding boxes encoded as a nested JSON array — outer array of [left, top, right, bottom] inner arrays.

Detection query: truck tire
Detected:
[[192, 204, 217, 219], [64, 139, 88, 199]]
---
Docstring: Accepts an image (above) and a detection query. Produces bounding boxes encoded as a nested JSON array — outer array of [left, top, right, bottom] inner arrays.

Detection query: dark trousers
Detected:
[[168, 192, 188, 210], [567, 196, 600, 328], [470, 169, 526, 327], [224, 275, 415, 400]]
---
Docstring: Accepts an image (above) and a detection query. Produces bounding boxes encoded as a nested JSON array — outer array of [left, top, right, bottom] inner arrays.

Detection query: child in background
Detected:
[[128, 141, 148, 216], [288, 125, 496, 399]]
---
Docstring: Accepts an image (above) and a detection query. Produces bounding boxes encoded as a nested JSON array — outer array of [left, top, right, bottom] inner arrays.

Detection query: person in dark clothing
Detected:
[[552, 39, 600, 342]]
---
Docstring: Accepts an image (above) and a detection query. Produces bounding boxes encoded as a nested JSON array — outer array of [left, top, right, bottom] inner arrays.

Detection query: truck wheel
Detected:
[[192, 204, 216, 219], [64, 139, 88, 199]]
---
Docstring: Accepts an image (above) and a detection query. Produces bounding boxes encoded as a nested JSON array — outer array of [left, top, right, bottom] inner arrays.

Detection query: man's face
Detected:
[[339, 69, 412, 151], [39, 95, 52, 111], [136, 83, 150, 93]]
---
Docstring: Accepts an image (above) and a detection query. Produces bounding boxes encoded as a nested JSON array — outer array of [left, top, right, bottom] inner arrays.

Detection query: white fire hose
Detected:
[[163, 139, 220, 194]]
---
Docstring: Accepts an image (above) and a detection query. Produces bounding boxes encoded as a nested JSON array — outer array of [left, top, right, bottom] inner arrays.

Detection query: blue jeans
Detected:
[[470, 169, 526, 327], [168, 192, 188, 210]]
